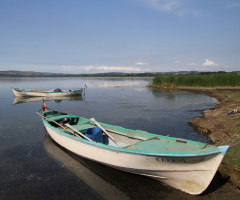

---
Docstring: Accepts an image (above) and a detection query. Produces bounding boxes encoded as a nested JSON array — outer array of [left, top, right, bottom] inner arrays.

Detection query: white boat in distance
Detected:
[[12, 87, 83, 97]]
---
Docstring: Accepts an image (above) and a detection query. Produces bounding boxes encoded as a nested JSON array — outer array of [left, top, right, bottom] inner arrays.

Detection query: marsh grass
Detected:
[[151, 73, 240, 88]]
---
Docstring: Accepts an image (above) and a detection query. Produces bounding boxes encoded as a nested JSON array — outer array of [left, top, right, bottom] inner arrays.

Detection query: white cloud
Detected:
[[129, 0, 202, 16], [83, 65, 94, 71], [202, 59, 219, 67], [135, 62, 147, 65], [157, 0, 181, 12], [61, 66, 75, 70], [62, 66, 72, 69], [61, 65, 94, 72], [227, 2, 240, 8], [99, 66, 151, 72], [187, 62, 197, 66], [174, 60, 181, 67], [139, 0, 182, 12], [60, 65, 152, 73]]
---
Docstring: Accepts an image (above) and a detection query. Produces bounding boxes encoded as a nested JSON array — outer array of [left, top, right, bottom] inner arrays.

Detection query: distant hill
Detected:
[[0, 70, 155, 77], [0, 70, 66, 77], [2, 70, 238, 77]]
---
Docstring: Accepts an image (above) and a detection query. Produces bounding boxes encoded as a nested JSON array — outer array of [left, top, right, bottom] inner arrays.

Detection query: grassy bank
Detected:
[[151, 73, 240, 88], [208, 90, 240, 189]]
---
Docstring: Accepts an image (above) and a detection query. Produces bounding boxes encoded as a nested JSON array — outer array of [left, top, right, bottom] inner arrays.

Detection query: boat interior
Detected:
[[42, 110, 214, 154]]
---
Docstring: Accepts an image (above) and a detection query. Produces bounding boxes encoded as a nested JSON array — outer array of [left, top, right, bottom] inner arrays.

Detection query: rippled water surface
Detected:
[[1, 77, 224, 200]]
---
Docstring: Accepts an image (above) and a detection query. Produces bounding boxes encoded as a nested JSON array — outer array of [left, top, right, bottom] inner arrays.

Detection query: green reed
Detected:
[[151, 73, 240, 87]]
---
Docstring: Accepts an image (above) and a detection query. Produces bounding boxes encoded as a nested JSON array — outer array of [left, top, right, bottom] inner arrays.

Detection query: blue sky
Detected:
[[0, 0, 240, 74]]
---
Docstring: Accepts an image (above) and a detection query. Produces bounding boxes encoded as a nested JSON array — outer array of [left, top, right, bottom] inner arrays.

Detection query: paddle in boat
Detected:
[[12, 87, 83, 97], [37, 101, 229, 195]]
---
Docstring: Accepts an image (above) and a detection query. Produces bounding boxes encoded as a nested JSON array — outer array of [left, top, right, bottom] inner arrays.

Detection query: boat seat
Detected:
[[70, 123, 96, 133], [48, 115, 79, 121], [124, 137, 202, 154], [123, 137, 160, 149]]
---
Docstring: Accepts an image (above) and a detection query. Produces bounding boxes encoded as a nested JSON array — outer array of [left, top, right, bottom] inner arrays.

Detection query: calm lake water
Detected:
[[1, 77, 236, 200]]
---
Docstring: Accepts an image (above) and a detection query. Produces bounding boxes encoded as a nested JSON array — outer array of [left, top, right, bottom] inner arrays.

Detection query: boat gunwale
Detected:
[[43, 118, 226, 158]]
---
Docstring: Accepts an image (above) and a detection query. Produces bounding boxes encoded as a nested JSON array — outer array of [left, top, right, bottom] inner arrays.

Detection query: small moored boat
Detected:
[[37, 103, 229, 195], [12, 87, 83, 97]]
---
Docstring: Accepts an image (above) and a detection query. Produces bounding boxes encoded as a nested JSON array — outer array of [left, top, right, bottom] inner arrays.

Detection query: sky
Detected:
[[0, 0, 240, 74]]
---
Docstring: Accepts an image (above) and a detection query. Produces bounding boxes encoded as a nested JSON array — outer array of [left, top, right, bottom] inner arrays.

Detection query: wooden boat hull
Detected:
[[12, 88, 83, 97], [41, 112, 229, 195]]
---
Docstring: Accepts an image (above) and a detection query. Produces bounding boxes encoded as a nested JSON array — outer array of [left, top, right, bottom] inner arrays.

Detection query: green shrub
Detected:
[[151, 73, 240, 87]]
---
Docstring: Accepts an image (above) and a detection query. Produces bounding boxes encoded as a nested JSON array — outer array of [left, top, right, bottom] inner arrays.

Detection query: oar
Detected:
[[37, 112, 91, 141], [65, 123, 92, 141], [37, 112, 80, 137], [90, 118, 120, 147]]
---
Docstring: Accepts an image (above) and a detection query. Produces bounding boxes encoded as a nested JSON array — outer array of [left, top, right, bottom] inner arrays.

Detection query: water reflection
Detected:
[[84, 77, 149, 88], [149, 87, 218, 110], [44, 134, 131, 200], [13, 95, 84, 105], [98, 81, 142, 88]]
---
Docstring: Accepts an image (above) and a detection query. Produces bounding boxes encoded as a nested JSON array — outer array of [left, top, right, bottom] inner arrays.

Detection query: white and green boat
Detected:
[[38, 106, 229, 195], [12, 87, 83, 97]]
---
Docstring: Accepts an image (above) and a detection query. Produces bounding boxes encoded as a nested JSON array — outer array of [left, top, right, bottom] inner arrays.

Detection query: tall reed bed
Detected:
[[151, 73, 240, 88]]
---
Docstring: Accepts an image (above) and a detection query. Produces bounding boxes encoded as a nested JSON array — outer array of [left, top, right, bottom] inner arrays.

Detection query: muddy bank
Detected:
[[182, 88, 240, 189]]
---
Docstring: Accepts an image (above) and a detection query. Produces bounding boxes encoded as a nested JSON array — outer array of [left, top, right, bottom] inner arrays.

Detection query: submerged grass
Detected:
[[151, 73, 240, 88]]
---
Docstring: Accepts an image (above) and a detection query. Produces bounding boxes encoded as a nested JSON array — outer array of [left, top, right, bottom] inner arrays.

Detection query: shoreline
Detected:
[[181, 87, 240, 190], [150, 85, 240, 190]]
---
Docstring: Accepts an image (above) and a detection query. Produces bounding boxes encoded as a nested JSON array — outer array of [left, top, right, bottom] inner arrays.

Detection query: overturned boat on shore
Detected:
[[38, 104, 229, 195]]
